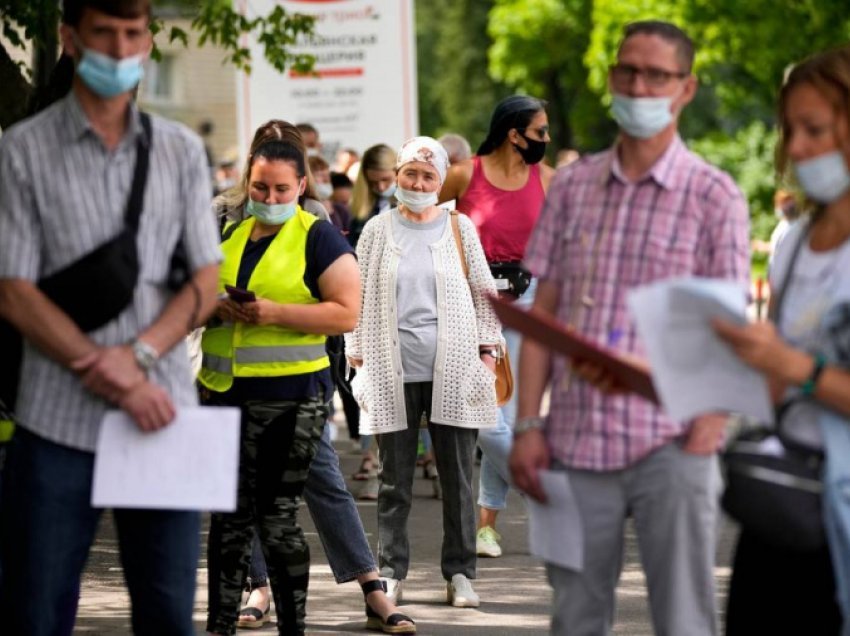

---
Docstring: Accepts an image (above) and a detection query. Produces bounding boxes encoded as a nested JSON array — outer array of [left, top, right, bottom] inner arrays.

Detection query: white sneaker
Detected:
[[476, 526, 502, 558], [381, 577, 403, 604], [447, 574, 479, 607]]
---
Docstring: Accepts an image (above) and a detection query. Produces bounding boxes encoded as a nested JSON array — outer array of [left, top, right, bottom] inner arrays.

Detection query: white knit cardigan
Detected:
[[345, 210, 501, 434]]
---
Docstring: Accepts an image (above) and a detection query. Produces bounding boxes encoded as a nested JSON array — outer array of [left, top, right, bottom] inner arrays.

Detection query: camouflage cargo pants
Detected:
[[205, 396, 327, 636]]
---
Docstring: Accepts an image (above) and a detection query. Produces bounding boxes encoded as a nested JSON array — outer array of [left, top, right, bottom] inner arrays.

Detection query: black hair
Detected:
[[62, 0, 151, 26], [620, 21, 695, 73], [251, 140, 306, 178], [330, 171, 353, 189], [477, 95, 547, 155]]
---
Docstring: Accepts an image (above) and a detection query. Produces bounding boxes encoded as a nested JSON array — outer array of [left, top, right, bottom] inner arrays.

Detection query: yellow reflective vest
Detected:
[[0, 418, 13, 443], [199, 209, 329, 392]]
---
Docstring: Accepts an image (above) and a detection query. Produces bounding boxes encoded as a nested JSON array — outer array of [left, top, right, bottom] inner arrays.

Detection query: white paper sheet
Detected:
[[526, 469, 584, 571], [92, 407, 241, 511], [628, 277, 773, 423]]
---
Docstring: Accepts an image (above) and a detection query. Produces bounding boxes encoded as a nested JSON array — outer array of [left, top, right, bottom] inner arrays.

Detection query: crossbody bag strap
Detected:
[[770, 220, 814, 325], [124, 112, 153, 233], [450, 211, 469, 278]]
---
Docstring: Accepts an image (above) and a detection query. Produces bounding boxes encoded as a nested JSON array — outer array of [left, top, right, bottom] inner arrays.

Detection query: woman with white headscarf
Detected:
[[346, 137, 501, 608]]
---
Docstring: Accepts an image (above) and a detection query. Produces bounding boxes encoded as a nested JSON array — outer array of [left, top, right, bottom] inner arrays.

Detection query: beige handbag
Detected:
[[450, 212, 513, 407]]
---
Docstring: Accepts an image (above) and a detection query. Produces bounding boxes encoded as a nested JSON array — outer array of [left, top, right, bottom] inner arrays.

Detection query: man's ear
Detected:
[[676, 74, 699, 111], [59, 24, 79, 59]]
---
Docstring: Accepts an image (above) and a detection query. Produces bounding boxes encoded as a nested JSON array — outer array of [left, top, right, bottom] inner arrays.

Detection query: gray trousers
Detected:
[[377, 381, 478, 581], [547, 443, 721, 636]]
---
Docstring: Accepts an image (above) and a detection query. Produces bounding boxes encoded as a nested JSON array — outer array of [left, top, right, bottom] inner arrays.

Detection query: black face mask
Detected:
[[513, 133, 547, 164]]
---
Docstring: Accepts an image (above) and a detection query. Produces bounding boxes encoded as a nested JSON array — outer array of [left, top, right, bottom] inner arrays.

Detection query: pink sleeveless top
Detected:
[[456, 156, 545, 262]]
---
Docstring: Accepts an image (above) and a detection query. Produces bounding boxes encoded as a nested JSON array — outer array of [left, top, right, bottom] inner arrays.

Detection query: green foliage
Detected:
[[0, 0, 60, 49], [152, 2, 315, 74], [0, 0, 316, 82], [416, 0, 508, 148], [487, 0, 601, 151]]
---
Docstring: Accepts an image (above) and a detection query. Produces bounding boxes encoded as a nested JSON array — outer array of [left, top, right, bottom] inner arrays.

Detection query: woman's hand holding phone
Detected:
[[224, 284, 256, 303]]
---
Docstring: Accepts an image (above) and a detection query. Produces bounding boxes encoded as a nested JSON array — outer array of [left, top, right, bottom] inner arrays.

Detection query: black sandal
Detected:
[[361, 579, 416, 634], [235, 604, 271, 629]]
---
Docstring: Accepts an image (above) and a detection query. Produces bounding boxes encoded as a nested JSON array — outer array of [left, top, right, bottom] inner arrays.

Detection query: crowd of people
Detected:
[[1, 1, 850, 636]]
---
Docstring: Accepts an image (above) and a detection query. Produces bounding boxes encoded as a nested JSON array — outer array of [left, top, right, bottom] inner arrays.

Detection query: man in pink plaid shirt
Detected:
[[510, 21, 750, 635]]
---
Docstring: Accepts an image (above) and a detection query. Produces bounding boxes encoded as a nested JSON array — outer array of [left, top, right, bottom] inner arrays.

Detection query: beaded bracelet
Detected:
[[801, 353, 827, 396]]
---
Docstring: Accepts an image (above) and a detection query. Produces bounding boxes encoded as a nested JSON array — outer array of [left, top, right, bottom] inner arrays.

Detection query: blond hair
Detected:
[[351, 144, 395, 221]]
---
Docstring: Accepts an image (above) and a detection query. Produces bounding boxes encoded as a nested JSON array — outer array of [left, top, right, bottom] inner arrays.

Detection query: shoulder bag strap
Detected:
[[450, 211, 469, 278], [770, 219, 814, 325], [124, 112, 152, 233]]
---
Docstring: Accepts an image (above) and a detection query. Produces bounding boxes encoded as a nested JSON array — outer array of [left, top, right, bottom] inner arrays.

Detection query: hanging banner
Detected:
[[236, 0, 418, 160]]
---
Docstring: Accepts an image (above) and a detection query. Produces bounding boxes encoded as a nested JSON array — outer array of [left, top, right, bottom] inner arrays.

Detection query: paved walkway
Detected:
[[73, 425, 737, 635]]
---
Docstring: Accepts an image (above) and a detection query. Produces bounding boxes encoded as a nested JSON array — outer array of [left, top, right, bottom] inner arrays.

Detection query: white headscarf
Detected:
[[396, 136, 449, 184]]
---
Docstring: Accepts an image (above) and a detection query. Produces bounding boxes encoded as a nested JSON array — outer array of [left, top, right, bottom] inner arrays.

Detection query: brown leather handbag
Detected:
[[450, 212, 513, 406]]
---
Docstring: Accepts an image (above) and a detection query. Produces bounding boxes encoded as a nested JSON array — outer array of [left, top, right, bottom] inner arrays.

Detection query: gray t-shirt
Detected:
[[391, 208, 447, 382]]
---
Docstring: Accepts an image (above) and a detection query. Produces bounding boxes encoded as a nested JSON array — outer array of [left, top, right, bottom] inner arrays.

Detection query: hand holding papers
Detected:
[[489, 295, 658, 403], [92, 407, 240, 511], [628, 278, 773, 423], [526, 469, 584, 571]]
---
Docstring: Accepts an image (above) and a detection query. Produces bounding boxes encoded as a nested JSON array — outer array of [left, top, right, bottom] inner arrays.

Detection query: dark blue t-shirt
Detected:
[[221, 219, 353, 403]]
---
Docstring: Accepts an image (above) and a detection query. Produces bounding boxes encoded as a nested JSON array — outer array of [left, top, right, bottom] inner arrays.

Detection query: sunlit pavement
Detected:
[[74, 425, 737, 635]]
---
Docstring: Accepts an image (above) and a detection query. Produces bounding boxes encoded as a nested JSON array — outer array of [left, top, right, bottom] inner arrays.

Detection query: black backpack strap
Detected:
[[125, 112, 152, 232]]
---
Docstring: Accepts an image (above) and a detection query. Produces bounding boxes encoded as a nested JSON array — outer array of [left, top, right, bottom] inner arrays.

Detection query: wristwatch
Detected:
[[514, 415, 545, 435], [131, 338, 159, 373]]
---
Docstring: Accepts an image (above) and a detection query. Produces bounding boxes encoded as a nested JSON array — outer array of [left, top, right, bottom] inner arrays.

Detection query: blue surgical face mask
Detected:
[[794, 151, 850, 204], [375, 183, 397, 199], [610, 93, 674, 139], [75, 40, 145, 98], [315, 182, 333, 200], [395, 187, 438, 213], [246, 198, 298, 225]]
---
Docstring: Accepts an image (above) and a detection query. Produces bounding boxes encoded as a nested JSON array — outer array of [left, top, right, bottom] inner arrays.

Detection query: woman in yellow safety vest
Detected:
[[201, 136, 360, 636]]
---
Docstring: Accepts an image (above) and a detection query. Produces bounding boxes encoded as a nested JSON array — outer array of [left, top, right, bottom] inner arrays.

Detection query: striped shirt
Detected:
[[524, 135, 750, 471], [0, 92, 222, 452]]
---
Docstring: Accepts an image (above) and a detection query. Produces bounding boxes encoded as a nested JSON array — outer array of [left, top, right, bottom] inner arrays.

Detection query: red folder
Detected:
[[489, 295, 659, 404]]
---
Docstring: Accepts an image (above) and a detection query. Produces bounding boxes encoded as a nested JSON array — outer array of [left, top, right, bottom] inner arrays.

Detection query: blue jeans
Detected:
[[249, 422, 377, 587], [477, 280, 536, 510], [0, 427, 200, 636]]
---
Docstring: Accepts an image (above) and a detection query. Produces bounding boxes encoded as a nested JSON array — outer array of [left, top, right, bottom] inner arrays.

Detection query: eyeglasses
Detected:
[[609, 63, 688, 88]]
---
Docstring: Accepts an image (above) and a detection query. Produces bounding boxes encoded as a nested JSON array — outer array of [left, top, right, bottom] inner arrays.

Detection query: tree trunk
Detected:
[[0, 44, 33, 131], [544, 69, 573, 152]]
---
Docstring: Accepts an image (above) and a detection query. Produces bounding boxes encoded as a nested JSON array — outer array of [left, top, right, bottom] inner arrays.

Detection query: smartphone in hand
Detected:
[[224, 284, 256, 303]]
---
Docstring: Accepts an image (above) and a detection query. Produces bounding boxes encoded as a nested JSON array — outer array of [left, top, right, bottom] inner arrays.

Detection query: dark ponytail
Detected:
[[477, 95, 547, 155]]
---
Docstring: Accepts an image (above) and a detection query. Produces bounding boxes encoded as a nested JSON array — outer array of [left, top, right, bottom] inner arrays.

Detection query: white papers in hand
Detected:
[[628, 277, 773, 423], [92, 407, 240, 511], [526, 469, 583, 571]]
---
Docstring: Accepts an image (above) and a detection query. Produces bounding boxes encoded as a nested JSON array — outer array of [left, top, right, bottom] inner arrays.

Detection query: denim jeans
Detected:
[[477, 280, 537, 510], [377, 382, 478, 581], [248, 422, 378, 588], [0, 427, 200, 636]]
